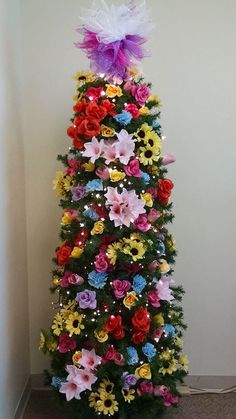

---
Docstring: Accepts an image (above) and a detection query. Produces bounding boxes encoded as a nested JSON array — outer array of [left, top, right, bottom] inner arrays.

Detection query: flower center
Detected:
[[131, 248, 138, 255], [73, 320, 79, 328], [138, 130, 145, 139], [148, 139, 154, 147], [145, 150, 153, 158], [106, 384, 112, 392], [104, 399, 112, 407]]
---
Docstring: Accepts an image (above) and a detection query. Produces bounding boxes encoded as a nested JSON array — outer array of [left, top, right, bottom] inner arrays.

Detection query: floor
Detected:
[[23, 390, 236, 419]]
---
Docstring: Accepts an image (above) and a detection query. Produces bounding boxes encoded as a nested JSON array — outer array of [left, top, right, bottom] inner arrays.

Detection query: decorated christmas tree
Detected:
[[39, 2, 188, 418]]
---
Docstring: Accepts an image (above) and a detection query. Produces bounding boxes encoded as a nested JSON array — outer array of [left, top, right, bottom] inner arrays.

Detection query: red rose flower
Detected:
[[102, 99, 116, 116], [132, 307, 151, 333], [58, 333, 76, 353], [99, 235, 117, 251], [86, 87, 104, 100], [156, 179, 174, 205], [113, 326, 125, 340], [122, 262, 142, 275], [73, 99, 88, 114], [56, 243, 72, 266], [91, 203, 107, 219], [74, 228, 89, 247], [86, 101, 107, 121], [73, 137, 84, 150], [77, 117, 101, 138], [103, 345, 116, 362], [67, 126, 84, 149], [131, 330, 147, 344], [105, 315, 122, 333]]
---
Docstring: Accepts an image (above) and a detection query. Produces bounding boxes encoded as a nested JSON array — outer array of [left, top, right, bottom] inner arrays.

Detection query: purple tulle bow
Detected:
[[75, 29, 145, 79]]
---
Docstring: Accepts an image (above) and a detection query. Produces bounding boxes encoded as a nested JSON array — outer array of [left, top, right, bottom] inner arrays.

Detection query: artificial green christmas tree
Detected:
[[40, 2, 188, 418]]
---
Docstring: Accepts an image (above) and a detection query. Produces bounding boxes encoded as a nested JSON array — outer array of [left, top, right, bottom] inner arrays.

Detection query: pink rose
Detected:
[[114, 352, 124, 366], [148, 260, 159, 273], [60, 271, 84, 288], [125, 103, 140, 119], [137, 381, 154, 396], [132, 84, 151, 106], [58, 333, 76, 353], [123, 80, 136, 93], [103, 345, 116, 363], [96, 167, 110, 180], [147, 187, 158, 199], [112, 279, 131, 299], [162, 153, 176, 166], [147, 290, 160, 307], [147, 209, 160, 223], [124, 159, 141, 177], [95, 252, 110, 272], [152, 327, 164, 342], [133, 214, 150, 232], [154, 386, 178, 406]]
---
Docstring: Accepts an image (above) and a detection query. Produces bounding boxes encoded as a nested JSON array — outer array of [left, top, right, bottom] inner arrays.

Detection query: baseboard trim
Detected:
[[30, 373, 236, 391], [13, 376, 31, 419], [185, 375, 236, 389]]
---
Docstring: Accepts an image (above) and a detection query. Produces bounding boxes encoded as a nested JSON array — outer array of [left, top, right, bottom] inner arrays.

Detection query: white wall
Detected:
[[0, 0, 30, 417], [20, 0, 236, 376]]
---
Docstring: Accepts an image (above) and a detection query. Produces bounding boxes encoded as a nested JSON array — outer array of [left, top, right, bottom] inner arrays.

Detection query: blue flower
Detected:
[[132, 274, 146, 294], [142, 343, 157, 362], [156, 240, 165, 256], [152, 118, 160, 128], [127, 346, 139, 365], [51, 376, 65, 389], [140, 171, 150, 184], [164, 324, 176, 337], [114, 110, 132, 126], [83, 208, 99, 220], [85, 179, 103, 193], [88, 271, 108, 289]]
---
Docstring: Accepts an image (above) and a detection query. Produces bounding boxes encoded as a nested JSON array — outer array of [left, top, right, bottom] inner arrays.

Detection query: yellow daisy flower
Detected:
[[73, 71, 95, 84], [134, 123, 153, 142], [166, 237, 177, 252], [63, 175, 74, 192], [148, 94, 162, 108], [60, 300, 77, 320], [122, 389, 135, 403], [53, 172, 66, 197], [159, 358, 178, 375], [175, 336, 183, 348], [99, 379, 114, 394], [107, 242, 122, 265], [143, 131, 161, 149], [89, 392, 101, 411], [65, 312, 84, 336], [51, 314, 63, 336], [122, 239, 146, 261], [39, 332, 45, 350], [97, 392, 119, 416], [122, 239, 145, 260], [139, 145, 160, 166], [47, 339, 58, 352], [179, 354, 189, 372]]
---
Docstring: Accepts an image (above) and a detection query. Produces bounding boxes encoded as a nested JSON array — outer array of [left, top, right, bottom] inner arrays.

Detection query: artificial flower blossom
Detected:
[[105, 187, 145, 227]]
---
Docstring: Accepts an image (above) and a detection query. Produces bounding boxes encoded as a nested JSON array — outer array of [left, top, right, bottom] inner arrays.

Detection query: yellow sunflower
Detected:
[[134, 123, 153, 142], [143, 131, 161, 149], [53, 172, 66, 197], [89, 392, 101, 411], [122, 239, 146, 261], [65, 312, 84, 336], [39, 332, 45, 350], [96, 391, 119, 416], [73, 71, 95, 85], [99, 379, 114, 394], [159, 358, 178, 375], [47, 339, 57, 352], [60, 300, 77, 320], [122, 389, 135, 403], [63, 175, 74, 192], [106, 242, 122, 265], [178, 354, 189, 372], [51, 314, 63, 336], [139, 145, 160, 166]]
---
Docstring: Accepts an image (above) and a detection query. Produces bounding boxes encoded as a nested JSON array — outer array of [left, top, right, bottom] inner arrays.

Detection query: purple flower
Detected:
[[71, 185, 86, 201], [76, 289, 97, 309], [121, 372, 137, 390]]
